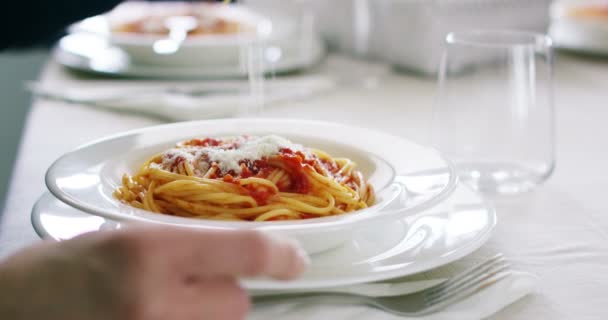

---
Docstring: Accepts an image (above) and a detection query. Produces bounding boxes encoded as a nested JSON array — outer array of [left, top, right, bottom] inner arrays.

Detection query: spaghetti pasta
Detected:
[[113, 135, 375, 221]]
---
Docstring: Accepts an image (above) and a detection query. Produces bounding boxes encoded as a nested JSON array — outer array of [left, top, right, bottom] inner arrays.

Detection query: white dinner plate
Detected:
[[59, 2, 326, 78], [32, 183, 495, 290], [550, 1, 608, 56], [45, 119, 457, 253], [54, 32, 325, 79]]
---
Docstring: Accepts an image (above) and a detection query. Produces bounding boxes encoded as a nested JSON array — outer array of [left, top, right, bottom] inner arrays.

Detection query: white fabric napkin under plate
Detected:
[[249, 271, 537, 320], [28, 76, 335, 121]]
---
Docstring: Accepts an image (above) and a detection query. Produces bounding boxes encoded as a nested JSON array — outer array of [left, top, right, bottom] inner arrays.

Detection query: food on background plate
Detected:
[[110, 2, 254, 37], [566, 3, 608, 20], [114, 135, 375, 221]]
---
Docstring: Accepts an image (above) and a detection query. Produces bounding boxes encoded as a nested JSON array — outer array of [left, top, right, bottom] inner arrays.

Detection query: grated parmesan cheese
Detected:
[[160, 135, 307, 175]]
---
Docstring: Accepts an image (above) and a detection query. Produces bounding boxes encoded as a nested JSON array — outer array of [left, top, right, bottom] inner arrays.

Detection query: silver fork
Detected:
[[253, 254, 511, 317]]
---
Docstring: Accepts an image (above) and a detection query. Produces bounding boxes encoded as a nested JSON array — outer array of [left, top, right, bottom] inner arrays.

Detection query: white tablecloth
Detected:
[[1, 54, 608, 319]]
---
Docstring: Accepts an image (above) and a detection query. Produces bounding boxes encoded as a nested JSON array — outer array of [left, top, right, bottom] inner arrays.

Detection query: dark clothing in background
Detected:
[[0, 0, 234, 51], [0, 0, 122, 50], [0, 1, 233, 213], [0, 1, 123, 213]]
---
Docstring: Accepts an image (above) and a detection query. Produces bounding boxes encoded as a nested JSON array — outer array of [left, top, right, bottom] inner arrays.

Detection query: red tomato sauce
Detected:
[[183, 138, 222, 147]]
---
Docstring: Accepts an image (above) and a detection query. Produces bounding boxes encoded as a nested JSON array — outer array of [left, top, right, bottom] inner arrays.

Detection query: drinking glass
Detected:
[[432, 30, 555, 195], [238, 0, 321, 115]]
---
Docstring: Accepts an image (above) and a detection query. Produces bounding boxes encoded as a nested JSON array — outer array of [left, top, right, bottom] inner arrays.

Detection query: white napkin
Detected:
[[249, 271, 537, 320], [29, 76, 335, 121], [306, 0, 552, 74]]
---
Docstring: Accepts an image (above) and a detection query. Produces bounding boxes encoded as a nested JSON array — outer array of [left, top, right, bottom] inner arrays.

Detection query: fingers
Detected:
[[138, 277, 250, 320], [49, 227, 308, 320], [189, 228, 309, 280], [195, 278, 250, 320], [185, 230, 309, 280], [120, 226, 309, 280]]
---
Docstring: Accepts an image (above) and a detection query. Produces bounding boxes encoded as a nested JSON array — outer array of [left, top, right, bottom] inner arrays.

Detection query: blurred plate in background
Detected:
[[54, 32, 325, 79], [57, 2, 325, 78], [550, 1, 608, 55]]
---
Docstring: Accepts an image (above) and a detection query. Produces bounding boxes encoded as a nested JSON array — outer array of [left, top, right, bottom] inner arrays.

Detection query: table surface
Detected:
[[1, 53, 608, 319]]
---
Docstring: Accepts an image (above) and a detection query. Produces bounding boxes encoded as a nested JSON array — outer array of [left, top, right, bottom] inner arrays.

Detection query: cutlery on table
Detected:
[[251, 278, 447, 298], [253, 254, 512, 317]]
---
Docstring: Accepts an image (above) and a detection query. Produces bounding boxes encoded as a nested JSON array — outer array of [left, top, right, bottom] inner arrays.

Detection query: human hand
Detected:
[[0, 226, 308, 320]]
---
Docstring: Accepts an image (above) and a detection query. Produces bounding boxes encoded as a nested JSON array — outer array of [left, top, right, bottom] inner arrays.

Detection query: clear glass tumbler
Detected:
[[432, 30, 555, 195]]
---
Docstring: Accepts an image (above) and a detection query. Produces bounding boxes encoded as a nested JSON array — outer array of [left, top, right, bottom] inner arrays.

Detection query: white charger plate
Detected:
[[54, 32, 325, 79], [32, 183, 495, 290], [45, 119, 457, 254]]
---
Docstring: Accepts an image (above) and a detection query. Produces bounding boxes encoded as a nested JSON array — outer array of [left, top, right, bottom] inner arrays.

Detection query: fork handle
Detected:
[[253, 292, 366, 306]]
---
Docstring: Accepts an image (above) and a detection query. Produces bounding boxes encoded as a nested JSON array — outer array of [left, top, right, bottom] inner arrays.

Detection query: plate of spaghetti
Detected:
[[46, 119, 457, 253], [113, 135, 376, 222]]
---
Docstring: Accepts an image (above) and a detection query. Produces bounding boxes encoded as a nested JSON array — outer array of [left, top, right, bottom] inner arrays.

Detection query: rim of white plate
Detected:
[[31, 184, 496, 290], [45, 119, 457, 233]]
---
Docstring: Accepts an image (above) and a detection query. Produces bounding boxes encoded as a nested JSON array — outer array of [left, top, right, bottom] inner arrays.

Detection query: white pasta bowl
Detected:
[[46, 119, 457, 254], [69, 2, 320, 69]]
